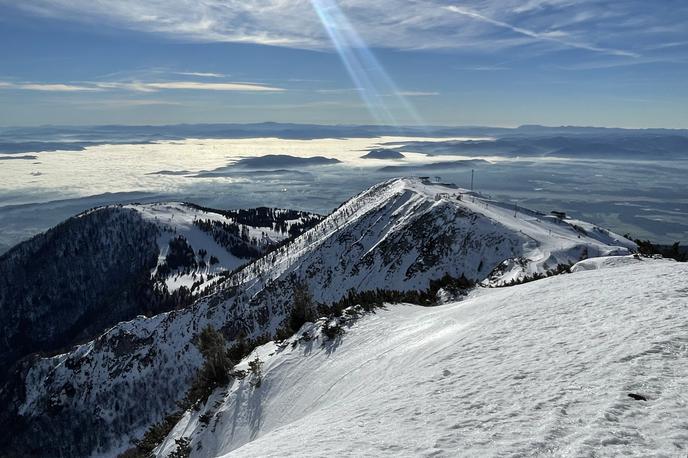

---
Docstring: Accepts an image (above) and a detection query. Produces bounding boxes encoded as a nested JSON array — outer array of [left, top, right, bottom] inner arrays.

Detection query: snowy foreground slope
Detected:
[[161, 257, 688, 457], [2, 178, 636, 456]]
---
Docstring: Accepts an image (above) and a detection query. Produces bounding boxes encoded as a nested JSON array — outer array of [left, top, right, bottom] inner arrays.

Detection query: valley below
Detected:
[[1, 126, 687, 255]]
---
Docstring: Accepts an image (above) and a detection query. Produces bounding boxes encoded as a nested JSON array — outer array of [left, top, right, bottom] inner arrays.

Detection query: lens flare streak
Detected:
[[310, 0, 425, 127]]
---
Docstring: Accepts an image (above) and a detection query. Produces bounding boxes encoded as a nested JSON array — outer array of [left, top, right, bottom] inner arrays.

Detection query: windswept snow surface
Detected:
[[161, 258, 688, 457]]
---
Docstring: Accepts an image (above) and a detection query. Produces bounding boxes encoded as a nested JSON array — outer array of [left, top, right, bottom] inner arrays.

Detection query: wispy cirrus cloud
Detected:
[[174, 71, 227, 78], [316, 88, 438, 97], [445, 5, 639, 57], [0, 80, 284, 92], [94, 81, 284, 92], [0, 82, 103, 91], [146, 81, 282, 91], [455, 65, 510, 71], [393, 91, 439, 97], [5, 0, 684, 60], [68, 98, 184, 107], [315, 88, 364, 94]]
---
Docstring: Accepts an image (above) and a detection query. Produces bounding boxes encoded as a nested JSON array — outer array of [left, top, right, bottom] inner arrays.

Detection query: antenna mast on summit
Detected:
[[470, 169, 474, 192]]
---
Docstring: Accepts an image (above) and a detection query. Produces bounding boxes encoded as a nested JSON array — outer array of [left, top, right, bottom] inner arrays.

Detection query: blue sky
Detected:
[[0, 0, 686, 128]]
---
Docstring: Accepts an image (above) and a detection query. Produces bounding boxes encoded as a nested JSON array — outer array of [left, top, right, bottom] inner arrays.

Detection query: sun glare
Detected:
[[310, 0, 426, 128]]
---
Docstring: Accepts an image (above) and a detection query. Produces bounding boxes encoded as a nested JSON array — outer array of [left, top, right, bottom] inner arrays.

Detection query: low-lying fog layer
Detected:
[[1, 135, 687, 253]]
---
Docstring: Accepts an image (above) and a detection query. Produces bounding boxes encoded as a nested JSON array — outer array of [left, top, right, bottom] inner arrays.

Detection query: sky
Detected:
[[0, 0, 687, 128]]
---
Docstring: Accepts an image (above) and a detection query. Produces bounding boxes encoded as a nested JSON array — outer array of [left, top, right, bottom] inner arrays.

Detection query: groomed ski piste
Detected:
[[159, 256, 688, 457]]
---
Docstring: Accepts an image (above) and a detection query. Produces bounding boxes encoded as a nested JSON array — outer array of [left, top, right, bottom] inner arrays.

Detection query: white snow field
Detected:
[[160, 257, 688, 457]]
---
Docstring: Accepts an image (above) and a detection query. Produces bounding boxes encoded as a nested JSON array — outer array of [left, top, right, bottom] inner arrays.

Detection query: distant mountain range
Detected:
[[380, 134, 688, 159], [1, 123, 687, 156]]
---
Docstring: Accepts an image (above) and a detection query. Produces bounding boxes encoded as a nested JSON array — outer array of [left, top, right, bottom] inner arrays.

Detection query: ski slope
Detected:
[[159, 257, 688, 457]]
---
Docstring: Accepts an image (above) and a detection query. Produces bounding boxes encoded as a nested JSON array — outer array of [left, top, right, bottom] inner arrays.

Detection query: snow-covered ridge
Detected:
[[6, 178, 637, 457], [224, 177, 634, 297], [160, 258, 688, 457]]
